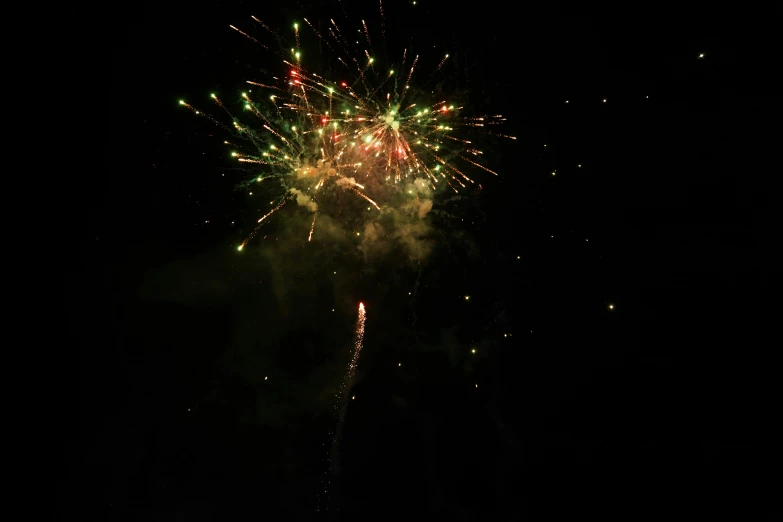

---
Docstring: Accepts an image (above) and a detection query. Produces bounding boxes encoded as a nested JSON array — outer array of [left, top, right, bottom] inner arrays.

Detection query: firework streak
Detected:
[[317, 302, 366, 513]]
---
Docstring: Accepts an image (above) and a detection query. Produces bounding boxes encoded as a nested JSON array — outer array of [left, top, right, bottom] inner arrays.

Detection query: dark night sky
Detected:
[[59, 0, 778, 519]]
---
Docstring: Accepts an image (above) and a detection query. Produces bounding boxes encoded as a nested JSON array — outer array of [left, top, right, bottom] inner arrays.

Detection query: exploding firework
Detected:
[[179, 4, 515, 249]]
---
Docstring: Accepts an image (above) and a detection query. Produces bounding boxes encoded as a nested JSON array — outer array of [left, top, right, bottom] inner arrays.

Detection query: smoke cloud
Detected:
[[289, 188, 318, 212], [335, 177, 358, 189], [357, 177, 436, 264], [295, 159, 337, 179]]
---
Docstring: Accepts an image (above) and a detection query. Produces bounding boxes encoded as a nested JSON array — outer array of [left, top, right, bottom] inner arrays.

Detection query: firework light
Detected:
[[179, 4, 515, 250], [318, 301, 367, 512]]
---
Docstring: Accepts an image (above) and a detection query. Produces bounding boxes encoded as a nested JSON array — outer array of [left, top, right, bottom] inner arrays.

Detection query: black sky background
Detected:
[[59, 0, 779, 519]]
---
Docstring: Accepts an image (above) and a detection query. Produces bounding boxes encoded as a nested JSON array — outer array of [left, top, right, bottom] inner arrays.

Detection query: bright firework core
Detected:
[[381, 110, 400, 132]]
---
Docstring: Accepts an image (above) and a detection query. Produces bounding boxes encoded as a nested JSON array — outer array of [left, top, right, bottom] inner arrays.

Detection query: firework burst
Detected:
[[180, 4, 515, 249]]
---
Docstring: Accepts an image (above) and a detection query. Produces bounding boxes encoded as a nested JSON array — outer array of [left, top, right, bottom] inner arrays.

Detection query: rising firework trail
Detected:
[[317, 302, 367, 513]]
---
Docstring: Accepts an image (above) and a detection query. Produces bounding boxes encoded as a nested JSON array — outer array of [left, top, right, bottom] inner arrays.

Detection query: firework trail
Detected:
[[308, 212, 317, 241], [318, 302, 366, 513], [332, 302, 365, 474]]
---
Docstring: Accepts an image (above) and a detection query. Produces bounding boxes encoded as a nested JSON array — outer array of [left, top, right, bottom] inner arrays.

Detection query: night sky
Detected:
[[61, 1, 778, 519]]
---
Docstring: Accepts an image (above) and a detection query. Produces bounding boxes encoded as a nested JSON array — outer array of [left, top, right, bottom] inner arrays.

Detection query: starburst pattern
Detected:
[[180, 5, 514, 248]]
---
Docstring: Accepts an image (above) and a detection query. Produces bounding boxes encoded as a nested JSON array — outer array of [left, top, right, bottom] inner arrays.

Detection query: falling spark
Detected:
[[350, 186, 381, 210], [238, 200, 287, 250], [258, 200, 287, 223]]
